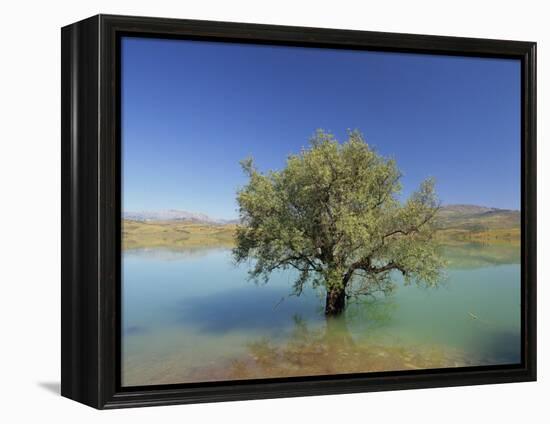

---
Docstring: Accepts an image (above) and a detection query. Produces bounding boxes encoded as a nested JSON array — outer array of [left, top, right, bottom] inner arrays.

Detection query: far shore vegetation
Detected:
[[122, 220, 236, 250], [122, 219, 519, 250]]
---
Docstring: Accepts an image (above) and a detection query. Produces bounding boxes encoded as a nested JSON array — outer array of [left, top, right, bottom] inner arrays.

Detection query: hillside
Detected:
[[436, 205, 520, 245], [122, 220, 236, 250], [437, 204, 519, 230], [122, 204, 520, 250]]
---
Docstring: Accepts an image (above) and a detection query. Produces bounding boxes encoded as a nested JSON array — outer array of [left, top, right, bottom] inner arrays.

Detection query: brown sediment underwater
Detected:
[[122, 319, 480, 386]]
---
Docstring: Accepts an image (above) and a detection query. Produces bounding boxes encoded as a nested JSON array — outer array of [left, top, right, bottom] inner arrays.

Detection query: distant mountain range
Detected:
[[437, 204, 519, 231], [124, 204, 519, 230], [123, 209, 238, 225]]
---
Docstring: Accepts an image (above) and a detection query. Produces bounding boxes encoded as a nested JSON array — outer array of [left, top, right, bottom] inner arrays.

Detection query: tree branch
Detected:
[[382, 206, 439, 241], [344, 257, 408, 287]]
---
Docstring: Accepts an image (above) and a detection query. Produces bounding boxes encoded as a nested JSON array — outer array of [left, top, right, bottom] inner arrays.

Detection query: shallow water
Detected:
[[121, 244, 521, 386]]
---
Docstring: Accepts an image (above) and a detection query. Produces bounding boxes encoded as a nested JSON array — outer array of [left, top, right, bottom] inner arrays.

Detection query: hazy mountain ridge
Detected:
[[439, 204, 497, 215], [437, 204, 519, 231], [123, 209, 238, 225], [124, 204, 519, 231]]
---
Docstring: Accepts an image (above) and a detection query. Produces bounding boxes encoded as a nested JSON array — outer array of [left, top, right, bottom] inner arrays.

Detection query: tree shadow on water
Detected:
[[176, 286, 320, 334]]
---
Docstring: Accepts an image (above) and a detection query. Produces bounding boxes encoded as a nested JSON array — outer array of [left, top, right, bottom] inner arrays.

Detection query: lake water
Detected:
[[122, 244, 521, 386]]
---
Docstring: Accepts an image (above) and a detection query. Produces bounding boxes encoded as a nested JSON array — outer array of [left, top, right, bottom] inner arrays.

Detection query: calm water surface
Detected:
[[122, 244, 521, 386]]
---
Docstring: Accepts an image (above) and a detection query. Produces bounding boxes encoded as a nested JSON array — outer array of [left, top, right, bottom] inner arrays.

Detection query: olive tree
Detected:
[[233, 130, 444, 316]]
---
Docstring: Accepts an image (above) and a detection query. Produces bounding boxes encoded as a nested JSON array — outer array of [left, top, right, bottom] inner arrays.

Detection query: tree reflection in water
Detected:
[[190, 313, 475, 382]]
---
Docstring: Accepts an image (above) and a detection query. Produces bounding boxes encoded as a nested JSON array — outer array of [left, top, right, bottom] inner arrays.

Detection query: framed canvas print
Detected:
[[61, 14, 536, 409]]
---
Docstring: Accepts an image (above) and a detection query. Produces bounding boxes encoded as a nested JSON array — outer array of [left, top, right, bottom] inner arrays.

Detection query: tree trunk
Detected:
[[324, 314, 354, 347], [325, 286, 346, 316]]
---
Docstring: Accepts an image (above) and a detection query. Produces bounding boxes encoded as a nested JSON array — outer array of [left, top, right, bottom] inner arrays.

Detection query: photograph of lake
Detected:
[[120, 36, 521, 386]]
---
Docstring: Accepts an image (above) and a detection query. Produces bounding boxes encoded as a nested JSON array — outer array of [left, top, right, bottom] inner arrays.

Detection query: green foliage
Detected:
[[233, 130, 445, 311]]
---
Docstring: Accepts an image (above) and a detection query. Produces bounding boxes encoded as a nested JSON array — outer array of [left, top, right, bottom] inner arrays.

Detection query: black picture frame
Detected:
[[61, 14, 537, 409]]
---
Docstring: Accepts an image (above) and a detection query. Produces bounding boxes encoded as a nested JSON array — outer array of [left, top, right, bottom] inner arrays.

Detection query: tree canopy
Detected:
[[233, 130, 445, 315]]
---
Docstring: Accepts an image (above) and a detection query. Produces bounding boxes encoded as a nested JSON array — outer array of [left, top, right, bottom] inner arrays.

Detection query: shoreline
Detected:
[[122, 219, 520, 251]]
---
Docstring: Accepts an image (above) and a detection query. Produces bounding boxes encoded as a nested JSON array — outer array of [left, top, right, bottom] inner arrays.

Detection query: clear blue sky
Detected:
[[122, 36, 520, 219]]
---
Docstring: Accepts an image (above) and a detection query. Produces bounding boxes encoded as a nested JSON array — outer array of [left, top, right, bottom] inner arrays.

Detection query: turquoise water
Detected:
[[122, 244, 521, 386]]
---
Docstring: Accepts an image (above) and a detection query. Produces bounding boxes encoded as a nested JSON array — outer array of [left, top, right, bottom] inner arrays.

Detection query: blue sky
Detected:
[[122, 37, 521, 219]]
